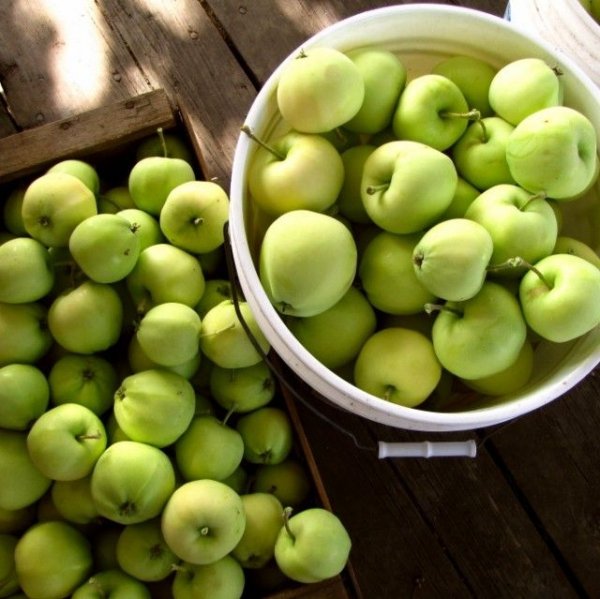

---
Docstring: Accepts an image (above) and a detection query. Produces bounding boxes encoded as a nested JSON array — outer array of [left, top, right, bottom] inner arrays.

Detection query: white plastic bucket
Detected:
[[507, 0, 600, 89], [229, 4, 600, 432]]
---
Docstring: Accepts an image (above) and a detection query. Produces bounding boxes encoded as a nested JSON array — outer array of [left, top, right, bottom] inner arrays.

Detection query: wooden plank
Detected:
[[96, 0, 257, 187], [0, 90, 176, 183]]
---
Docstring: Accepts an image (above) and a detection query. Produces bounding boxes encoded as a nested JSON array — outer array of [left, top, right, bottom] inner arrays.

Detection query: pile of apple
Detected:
[[0, 133, 352, 598], [244, 46, 600, 409]]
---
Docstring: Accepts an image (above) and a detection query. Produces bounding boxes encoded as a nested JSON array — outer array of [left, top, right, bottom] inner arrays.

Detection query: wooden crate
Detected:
[[0, 89, 357, 599]]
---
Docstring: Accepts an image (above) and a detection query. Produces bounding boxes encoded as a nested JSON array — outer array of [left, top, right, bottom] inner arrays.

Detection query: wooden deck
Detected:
[[1, 1, 599, 597]]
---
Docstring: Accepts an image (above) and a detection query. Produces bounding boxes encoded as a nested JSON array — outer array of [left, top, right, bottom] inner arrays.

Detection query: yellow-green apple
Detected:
[[159, 181, 229, 254], [252, 459, 311, 509], [246, 130, 344, 216], [161, 479, 246, 564], [98, 186, 135, 214], [429, 281, 527, 379], [117, 208, 165, 250], [359, 231, 436, 315], [276, 47, 364, 133], [506, 106, 598, 199], [113, 369, 195, 448], [553, 236, 600, 268], [392, 74, 474, 151], [27, 403, 107, 481], [286, 286, 377, 369], [354, 327, 441, 407], [488, 58, 563, 125], [519, 253, 600, 342], [412, 218, 494, 301], [274, 507, 351, 583], [91, 441, 176, 525], [47, 159, 100, 197], [259, 210, 357, 316], [195, 278, 232, 318], [136, 129, 194, 164], [436, 177, 480, 221], [336, 145, 375, 224], [0, 364, 49, 431], [0, 237, 54, 303], [361, 140, 458, 234], [22, 172, 97, 247], [71, 569, 151, 598], [171, 556, 245, 599], [2, 186, 27, 235], [343, 48, 406, 134], [50, 475, 99, 525]]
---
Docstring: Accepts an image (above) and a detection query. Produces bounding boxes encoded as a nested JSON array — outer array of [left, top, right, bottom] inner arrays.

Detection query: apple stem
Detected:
[[440, 108, 481, 122], [383, 385, 396, 403], [223, 404, 237, 425], [241, 125, 286, 161], [366, 182, 390, 195], [424, 302, 463, 317], [475, 118, 488, 143], [486, 256, 524, 274], [507, 256, 551, 287], [157, 127, 168, 158], [199, 525, 210, 537], [521, 192, 547, 210], [77, 431, 102, 441], [282, 506, 296, 543], [199, 322, 237, 337]]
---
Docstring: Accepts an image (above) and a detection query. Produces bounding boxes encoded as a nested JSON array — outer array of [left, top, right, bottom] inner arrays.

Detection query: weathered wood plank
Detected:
[[96, 0, 256, 186]]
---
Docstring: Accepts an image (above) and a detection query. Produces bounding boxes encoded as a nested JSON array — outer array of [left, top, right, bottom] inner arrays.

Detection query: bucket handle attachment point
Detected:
[[378, 440, 477, 459]]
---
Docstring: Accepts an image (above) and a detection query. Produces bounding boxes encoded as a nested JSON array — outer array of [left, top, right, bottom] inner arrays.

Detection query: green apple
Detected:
[[209, 360, 275, 413], [50, 475, 100, 525], [69, 213, 141, 283], [488, 58, 563, 125], [361, 140, 458, 234], [432, 54, 497, 117], [553, 235, 600, 268], [2, 186, 27, 235], [91, 441, 176, 525], [506, 106, 598, 199], [462, 339, 534, 396], [195, 278, 232, 318], [159, 181, 229, 254], [48, 353, 117, 416], [116, 518, 178, 582], [221, 465, 249, 495], [519, 253, 600, 342], [0, 302, 52, 366], [246, 129, 344, 216], [0, 430, 51, 511], [429, 281, 527, 379], [0, 364, 49, 430], [47, 159, 100, 196], [464, 184, 558, 274], [359, 231, 436, 315], [171, 556, 245, 599], [276, 47, 364, 133], [354, 327, 442, 407], [14, 521, 93, 599], [48, 281, 123, 354], [98, 186, 135, 214], [136, 129, 194, 164], [128, 156, 195, 215], [127, 243, 206, 313], [174, 415, 245, 482], [252, 459, 311, 509], [232, 492, 284, 569], [161, 479, 246, 565], [21, 172, 97, 247], [451, 117, 516, 190], [136, 302, 201, 367], [274, 507, 351, 583], [0, 237, 54, 303], [437, 176, 480, 221], [343, 48, 406, 134], [0, 534, 19, 597], [259, 210, 357, 316], [336, 145, 375, 224], [27, 403, 107, 481], [200, 299, 270, 368], [113, 369, 195, 448], [71, 569, 151, 599], [236, 407, 293, 465], [412, 218, 494, 301], [286, 286, 377, 369], [117, 208, 165, 250], [392, 74, 474, 151]]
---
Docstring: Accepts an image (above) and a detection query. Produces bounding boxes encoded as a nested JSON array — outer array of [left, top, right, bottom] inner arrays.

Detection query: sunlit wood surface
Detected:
[[2, 2, 600, 598]]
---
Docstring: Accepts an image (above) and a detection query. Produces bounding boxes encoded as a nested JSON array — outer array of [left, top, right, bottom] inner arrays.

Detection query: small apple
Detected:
[[354, 327, 442, 408], [553, 235, 600, 268], [91, 441, 176, 525], [0, 237, 55, 303], [71, 568, 151, 599], [161, 479, 246, 565], [27, 403, 107, 481], [252, 459, 311, 509], [195, 278, 232, 318], [0, 363, 49, 431], [159, 180, 229, 254], [171, 556, 245, 599], [47, 159, 100, 197], [21, 172, 97, 247], [259, 210, 357, 316], [98, 185, 136, 214], [274, 507, 351, 583], [276, 47, 364, 133], [136, 128, 194, 164], [437, 177, 481, 221], [336, 144, 376, 224], [117, 208, 165, 250], [2, 186, 27, 235], [50, 475, 100, 525]]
